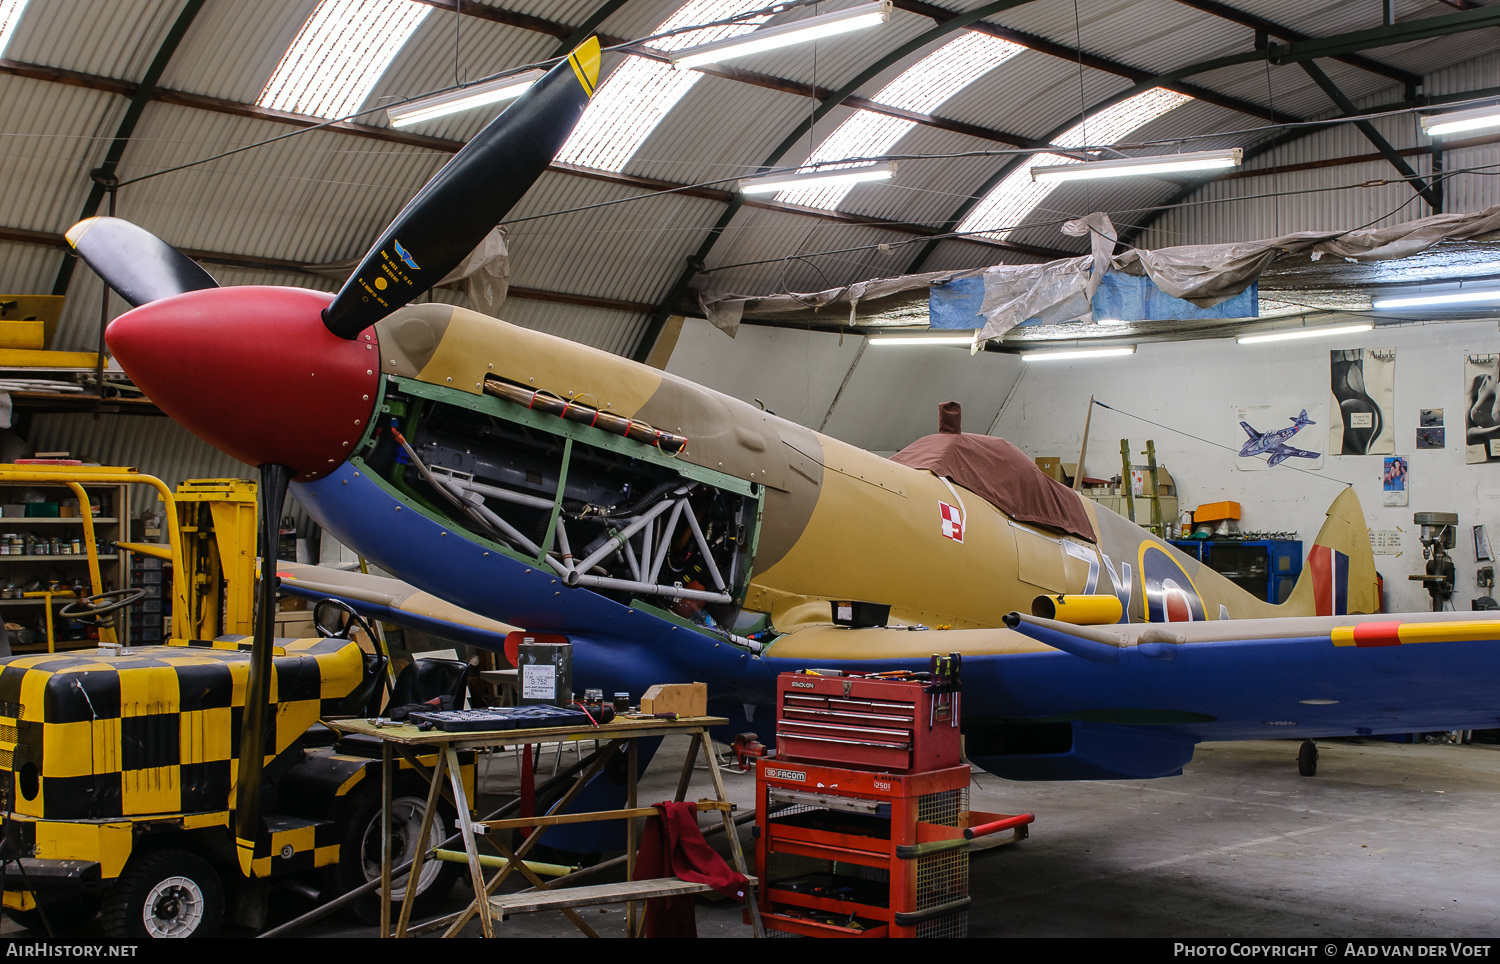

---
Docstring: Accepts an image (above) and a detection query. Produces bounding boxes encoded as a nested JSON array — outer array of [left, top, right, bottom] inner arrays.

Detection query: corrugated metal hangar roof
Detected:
[[0, 0, 1498, 362]]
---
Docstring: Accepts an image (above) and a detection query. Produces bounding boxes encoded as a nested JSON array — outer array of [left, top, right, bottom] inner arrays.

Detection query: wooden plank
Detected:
[[330, 716, 727, 749], [477, 800, 731, 831], [489, 878, 724, 916]]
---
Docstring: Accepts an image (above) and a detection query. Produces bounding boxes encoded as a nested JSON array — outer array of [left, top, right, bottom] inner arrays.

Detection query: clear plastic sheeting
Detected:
[[696, 205, 1500, 346], [1114, 204, 1500, 307]]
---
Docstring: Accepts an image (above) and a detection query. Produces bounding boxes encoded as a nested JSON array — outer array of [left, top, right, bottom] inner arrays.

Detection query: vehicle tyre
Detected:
[[1298, 740, 1318, 777], [336, 786, 460, 924], [100, 850, 223, 939], [4, 894, 100, 936]]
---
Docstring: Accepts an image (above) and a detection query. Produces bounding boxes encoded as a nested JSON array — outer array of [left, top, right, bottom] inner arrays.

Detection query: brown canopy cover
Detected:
[[890, 402, 1096, 542]]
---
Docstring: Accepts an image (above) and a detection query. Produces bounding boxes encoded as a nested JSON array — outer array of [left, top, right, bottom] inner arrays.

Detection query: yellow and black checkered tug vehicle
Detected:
[[0, 468, 469, 939]]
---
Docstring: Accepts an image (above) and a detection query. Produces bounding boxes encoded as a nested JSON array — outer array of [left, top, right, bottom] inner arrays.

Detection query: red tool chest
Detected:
[[755, 759, 973, 937], [774, 671, 960, 773], [753, 663, 1030, 938]]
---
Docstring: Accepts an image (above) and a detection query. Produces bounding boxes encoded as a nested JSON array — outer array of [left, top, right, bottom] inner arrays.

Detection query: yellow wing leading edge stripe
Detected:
[[1331, 619, 1500, 647]]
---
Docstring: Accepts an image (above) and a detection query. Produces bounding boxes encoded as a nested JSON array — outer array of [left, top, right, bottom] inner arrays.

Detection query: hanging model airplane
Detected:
[[1238, 409, 1321, 467], [63, 37, 1500, 789]]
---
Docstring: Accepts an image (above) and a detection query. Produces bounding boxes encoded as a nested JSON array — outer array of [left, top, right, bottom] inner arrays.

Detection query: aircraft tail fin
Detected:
[[1281, 487, 1380, 616]]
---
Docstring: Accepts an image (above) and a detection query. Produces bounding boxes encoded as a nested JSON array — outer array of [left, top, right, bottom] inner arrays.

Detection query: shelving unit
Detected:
[[1170, 538, 1302, 603], [0, 482, 130, 651]]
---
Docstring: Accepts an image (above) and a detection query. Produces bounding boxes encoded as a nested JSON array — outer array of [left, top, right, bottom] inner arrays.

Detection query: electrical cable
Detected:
[[96, 4, 1500, 199], [1091, 399, 1353, 487], [697, 157, 1500, 277], [108, 0, 833, 190]]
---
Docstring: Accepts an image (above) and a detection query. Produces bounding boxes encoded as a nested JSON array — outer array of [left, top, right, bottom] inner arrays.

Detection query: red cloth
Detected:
[[891, 404, 1096, 542], [633, 801, 748, 938]]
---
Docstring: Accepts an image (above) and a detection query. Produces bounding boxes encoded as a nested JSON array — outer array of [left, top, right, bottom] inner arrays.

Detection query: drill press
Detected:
[[1409, 511, 1458, 611]]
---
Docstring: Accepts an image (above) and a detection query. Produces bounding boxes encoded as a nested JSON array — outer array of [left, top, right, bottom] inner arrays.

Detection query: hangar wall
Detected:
[[666, 316, 1025, 453], [991, 319, 1500, 615]]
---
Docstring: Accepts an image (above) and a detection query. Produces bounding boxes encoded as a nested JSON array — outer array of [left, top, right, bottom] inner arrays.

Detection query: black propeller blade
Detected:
[[322, 37, 601, 340], [233, 462, 293, 875], [64, 216, 218, 307]]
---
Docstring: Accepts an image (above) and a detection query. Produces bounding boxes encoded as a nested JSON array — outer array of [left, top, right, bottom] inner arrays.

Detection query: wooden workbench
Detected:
[[329, 714, 763, 938]]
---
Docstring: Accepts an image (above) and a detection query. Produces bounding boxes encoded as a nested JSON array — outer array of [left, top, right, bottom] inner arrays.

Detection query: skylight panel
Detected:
[[776, 31, 1022, 210], [259, 0, 430, 120], [957, 87, 1190, 240], [870, 31, 1022, 115], [558, 0, 772, 173], [0, 0, 29, 56]]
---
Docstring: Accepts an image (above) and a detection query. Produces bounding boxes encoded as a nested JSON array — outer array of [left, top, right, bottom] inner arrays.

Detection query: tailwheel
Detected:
[[1298, 740, 1318, 777]]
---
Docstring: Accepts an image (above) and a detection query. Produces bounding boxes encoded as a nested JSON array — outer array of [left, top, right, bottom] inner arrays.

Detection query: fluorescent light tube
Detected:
[[740, 160, 896, 195], [1236, 324, 1372, 345], [1031, 148, 1242, 183], [1021, 347, 1136, 362], [387, 70, 543, 127], [1373, 289, 1500, 309], [1420, 105, 1500, 138], [868, 334, 974, 346], [670, 2, 890, 70]]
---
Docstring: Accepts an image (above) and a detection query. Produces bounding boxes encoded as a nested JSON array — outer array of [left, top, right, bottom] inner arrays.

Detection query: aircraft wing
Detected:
[[1239, 421, 1259, 438], [1266, 445, 1319, 466], [273, 561, 518, 652], [758, 611, 1500, 780]]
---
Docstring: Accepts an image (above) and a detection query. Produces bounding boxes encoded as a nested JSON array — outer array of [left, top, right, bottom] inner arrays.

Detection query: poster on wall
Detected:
[[1232, 403, 1324, 471], [1382, 456, 1408, 507], [1329, 348, 1395, 455], [1465, 353, 1500, 464], [1417, 408, 1445, 449]]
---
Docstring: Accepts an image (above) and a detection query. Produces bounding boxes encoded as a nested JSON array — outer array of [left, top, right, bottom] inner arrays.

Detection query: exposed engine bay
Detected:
[[361, 378, 764, 640]]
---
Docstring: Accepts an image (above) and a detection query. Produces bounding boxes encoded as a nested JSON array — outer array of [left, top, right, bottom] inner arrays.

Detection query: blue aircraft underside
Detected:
[[294, 463, 1500, 782]]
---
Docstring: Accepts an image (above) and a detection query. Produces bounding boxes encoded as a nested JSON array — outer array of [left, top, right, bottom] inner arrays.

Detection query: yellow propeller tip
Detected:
[[568, 36, 601, 96], [63, 218, 98, 250]]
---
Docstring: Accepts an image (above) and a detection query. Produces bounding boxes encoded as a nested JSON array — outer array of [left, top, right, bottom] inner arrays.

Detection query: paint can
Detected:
[[516, 639, 573, 706]]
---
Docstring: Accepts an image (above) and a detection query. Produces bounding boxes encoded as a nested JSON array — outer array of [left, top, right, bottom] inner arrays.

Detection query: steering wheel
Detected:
[[314, 597, 378, 642], [59, 588, 148, 626]]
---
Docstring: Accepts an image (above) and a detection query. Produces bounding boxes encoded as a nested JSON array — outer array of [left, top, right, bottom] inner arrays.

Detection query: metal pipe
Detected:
[[433, 475, 543, 557], [681, 500, 726, 592], [483, 378, 689, 454], [622, 534, 641, 581], [569, 571, 732, 604], [1002, 612, 1128, 665], [649, 500, 686, 583], [440, 472, 557, 510], [430, 849, 577, 877], [395, 429, 538, 559], [555, 518, 575, 573], [573, 493, 682, 575]]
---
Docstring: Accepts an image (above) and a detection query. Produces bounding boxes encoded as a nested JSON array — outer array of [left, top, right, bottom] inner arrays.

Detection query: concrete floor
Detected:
[[8, 736, 1500, 939]]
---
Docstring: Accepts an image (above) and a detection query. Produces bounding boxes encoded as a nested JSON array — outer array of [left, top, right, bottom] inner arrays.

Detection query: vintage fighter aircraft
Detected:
[[63, 37, 1500, 793], [1238, 409, 1321, 467]]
